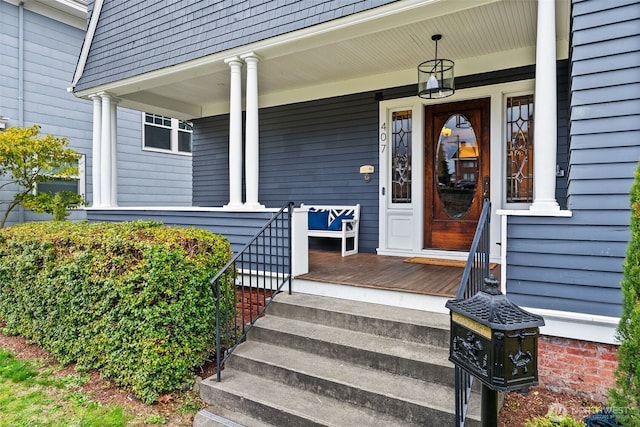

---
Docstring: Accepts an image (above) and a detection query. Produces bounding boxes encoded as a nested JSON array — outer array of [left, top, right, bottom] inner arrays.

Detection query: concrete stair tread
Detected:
[[230, 340, 466, 414], [275, 292, 450, 331], [194, 405, 276, 427], [201, 369, 426, 427], [253, 314, 451, 368]]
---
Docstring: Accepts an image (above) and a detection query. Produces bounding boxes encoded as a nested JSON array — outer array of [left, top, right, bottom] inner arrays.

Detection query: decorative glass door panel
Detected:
[[424, 99, 490, 250]]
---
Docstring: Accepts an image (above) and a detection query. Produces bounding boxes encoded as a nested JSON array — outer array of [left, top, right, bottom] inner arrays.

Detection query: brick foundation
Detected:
[[235, 287, 273, 326], [538, 335, 618, 403]]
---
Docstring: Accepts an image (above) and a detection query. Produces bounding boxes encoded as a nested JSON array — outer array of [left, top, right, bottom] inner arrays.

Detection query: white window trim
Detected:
[[141, 113, 193, 156]]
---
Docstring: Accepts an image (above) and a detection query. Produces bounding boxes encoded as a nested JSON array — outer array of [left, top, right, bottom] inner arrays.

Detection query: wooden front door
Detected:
[[424, 98, 490, 250]]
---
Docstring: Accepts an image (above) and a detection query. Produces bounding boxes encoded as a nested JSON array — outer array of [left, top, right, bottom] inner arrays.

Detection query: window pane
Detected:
[[506, 95, 534, 203], [144, 125, 171, 150], [178, 130, 192, 153], [391, 110, 412, 203], [38, 179, 78, 195]]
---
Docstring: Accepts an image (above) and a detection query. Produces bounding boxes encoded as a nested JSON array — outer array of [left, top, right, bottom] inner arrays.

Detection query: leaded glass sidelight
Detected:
[[391, 110, 412, 203], [506, 95, 534, 203]]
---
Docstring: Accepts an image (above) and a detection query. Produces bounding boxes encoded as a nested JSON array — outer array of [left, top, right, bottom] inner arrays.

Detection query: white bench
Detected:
[[301, 204, 360, 256]]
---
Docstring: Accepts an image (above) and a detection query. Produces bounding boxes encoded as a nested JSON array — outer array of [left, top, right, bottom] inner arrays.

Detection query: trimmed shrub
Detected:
[[0, 220, 235, 403], [609, 162, 640, 424]]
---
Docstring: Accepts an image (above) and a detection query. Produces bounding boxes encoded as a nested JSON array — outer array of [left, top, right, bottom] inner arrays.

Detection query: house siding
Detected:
[[0, 1, 192, 224], [504, 0, 640, 318], [75, 0, 398, 92]]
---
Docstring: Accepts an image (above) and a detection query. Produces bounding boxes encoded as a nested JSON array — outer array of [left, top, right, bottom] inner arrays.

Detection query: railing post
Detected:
[[214, 281, 221, 382], [287, 201, 293, 295]]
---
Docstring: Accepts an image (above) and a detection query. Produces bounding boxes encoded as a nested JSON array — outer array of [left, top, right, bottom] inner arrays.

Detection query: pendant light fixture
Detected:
[[418, 34, 455, 99]]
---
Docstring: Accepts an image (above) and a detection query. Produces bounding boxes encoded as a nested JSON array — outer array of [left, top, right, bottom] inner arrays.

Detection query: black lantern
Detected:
[[417, 34, 455, 99], [445, 277, 545, 392]]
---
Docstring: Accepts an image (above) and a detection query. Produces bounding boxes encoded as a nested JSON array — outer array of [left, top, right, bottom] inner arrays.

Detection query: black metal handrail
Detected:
[[454, 198, 492, 427], [212, 201, 293, 382]]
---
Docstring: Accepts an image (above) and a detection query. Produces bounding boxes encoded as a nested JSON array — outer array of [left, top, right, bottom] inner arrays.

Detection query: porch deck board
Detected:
[[300, 250, 465, 298]]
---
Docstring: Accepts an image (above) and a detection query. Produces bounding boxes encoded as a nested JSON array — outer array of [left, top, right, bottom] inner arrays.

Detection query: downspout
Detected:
[[18, 1, 25, 223]]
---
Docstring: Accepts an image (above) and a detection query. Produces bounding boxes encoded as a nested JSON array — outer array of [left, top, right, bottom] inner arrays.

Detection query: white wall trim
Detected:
[[84, 206, 281, 213], [525, 306, 620, 345], [497, 208, 572, 217]]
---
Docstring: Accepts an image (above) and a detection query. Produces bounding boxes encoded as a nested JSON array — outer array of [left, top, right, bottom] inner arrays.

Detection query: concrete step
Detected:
[[267, 292, 451, 348], [226, 341, 477, 425], [199, 369, 427, 427], [248, 315, 454, 386], [197, 292, 481, 427]]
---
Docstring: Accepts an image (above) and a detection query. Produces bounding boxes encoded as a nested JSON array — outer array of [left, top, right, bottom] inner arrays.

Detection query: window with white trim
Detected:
[[143, 113, 192, 154], [36, 155, 85, 197]]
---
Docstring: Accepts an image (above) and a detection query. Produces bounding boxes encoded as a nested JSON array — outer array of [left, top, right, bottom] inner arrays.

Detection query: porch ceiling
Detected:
[[79, 0, 569, 120]]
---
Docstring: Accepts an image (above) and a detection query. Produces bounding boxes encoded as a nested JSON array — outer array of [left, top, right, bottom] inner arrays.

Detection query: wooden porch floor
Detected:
[[298, 250, 487, 298]]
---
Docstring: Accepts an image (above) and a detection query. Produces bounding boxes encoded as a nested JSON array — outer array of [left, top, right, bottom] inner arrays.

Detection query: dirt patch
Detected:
[[499, 385, 601, 426]]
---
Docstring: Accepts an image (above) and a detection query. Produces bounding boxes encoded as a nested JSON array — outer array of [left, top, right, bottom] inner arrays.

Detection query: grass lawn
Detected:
[[0, 340, 204, 427]]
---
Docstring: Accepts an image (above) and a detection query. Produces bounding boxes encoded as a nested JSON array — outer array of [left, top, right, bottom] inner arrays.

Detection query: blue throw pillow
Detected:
[[328, 213, 353, 231], [308, 210, 329, 230]]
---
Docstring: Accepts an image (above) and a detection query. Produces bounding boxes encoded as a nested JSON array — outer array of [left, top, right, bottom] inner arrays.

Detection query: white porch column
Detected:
[[225, 57, 244, 209], [241, 52, 264, 209], [99, 92, 113, 208], [530, 0, 560, 212], [90, 94, 102, 207], [109, 98, 119, 206]]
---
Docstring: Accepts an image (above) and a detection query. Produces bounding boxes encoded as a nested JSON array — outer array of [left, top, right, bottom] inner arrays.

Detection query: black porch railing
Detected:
[[211, 202, 293, 382], [454, 198, 492, 427]]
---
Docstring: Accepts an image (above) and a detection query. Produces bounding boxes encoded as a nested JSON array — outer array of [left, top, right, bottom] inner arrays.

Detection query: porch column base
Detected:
[[243, 202, 266, 210]]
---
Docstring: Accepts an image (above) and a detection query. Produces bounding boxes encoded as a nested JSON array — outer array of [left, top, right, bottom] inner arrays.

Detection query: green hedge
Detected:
[[610, 163, 640, 424], [0, 220, 235, 403]]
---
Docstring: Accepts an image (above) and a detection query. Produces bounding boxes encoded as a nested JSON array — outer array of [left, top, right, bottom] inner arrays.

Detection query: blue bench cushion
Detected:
[[328, 213, 354, 231], [308, 210, 330, 230]]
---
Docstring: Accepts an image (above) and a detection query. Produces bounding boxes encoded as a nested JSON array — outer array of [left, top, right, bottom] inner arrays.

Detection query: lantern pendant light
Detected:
[[418, 34, 455, 99]]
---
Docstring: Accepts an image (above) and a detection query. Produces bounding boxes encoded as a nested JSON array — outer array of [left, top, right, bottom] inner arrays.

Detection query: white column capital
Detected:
[[240, 52, 261, 62], [224, 56, 243, 66]]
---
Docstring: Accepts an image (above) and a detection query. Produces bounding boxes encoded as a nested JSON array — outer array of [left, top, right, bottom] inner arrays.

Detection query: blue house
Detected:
[[0, 0, 192, 227], [69, 0, 638, 420]]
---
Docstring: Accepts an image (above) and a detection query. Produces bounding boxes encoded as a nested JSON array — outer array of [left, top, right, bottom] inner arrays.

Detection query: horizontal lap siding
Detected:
[[0, 4, 91, 225], [86, 209, 275, 255], [116, 109, 192, 207], [505, 0, 640, 317], [193, 92, 379, 253]]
